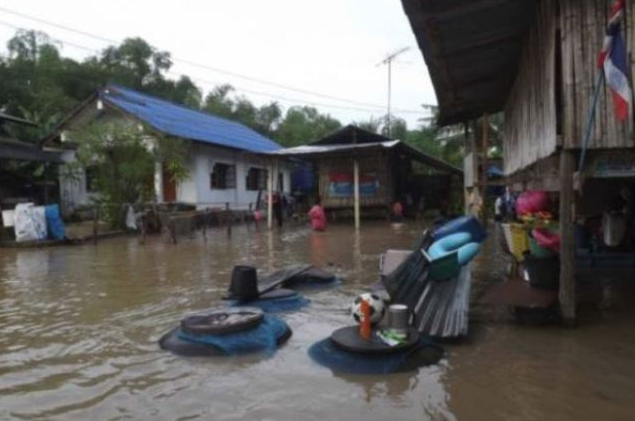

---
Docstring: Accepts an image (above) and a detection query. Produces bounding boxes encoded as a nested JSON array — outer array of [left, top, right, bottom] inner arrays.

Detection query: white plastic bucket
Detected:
[[2, 210, 15, 227]]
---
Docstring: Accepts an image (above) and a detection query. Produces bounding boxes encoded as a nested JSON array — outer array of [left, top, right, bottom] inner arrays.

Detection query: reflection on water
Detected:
[[0, 221, 634, 420]]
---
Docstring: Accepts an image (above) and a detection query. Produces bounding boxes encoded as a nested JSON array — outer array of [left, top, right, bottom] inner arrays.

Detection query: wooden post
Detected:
[[559, 149, 576, 325], [353, 158, 360, 229], [139, 211, 147, 245], [226, 202, 232, 237], [267, 160, 273, 230], [92, 205, 99, 245], [469, 121, 480, 217], [352, 128, 360, 229], [464, 122, 470, 215], [481, 113, 489, 228]]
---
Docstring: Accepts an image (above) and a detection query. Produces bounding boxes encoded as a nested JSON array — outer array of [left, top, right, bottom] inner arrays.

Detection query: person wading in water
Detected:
[[308, 197, 326, 232]]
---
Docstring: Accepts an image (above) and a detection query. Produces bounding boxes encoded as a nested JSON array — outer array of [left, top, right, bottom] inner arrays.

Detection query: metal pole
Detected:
[[387, 60, 392, 137], [578, 71, 605, 171], [353, 158, 360, 229]]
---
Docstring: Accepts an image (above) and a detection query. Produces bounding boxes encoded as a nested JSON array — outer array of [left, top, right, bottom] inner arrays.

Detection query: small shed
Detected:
[[269, 125, 462, 227], [0, 113, 62, 208]]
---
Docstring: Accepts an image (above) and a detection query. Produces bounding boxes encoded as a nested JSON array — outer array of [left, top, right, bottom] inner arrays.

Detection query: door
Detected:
[[162, 165, 176, 202]]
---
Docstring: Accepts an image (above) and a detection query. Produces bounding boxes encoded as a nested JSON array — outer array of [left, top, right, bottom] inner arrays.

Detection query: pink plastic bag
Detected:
[[516, 191, 550, 216]]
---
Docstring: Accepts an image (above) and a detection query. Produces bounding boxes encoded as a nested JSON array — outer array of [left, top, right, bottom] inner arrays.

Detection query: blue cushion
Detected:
[[457, 242, 481, 266], [428, 232, 472, 260], [433, 216, 487, 243]]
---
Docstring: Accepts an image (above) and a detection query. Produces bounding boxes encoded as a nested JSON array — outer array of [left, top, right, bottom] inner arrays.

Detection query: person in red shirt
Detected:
[[391, 200, 404, 222], [308, 197, 326, 231]]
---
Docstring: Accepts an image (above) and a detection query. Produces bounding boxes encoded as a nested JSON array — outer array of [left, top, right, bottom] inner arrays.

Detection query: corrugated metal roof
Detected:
[[0, 139, 62, 162], [101, 85, 282, 153], [268, 140, 400, 156], [310, 125, 391, 145], [269, 138, 462, 176], [401, 0, 536, 125], [0, 112, 37, 127]]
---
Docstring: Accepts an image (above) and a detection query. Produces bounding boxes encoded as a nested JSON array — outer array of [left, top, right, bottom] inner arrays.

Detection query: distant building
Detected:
[[46, 85, 290, 213], [0, 112, 61, 208], [270, 125, 462, 225]]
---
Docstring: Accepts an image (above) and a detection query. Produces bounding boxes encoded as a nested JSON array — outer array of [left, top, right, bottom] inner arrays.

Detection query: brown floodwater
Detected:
[[1, 221, 634, 421]]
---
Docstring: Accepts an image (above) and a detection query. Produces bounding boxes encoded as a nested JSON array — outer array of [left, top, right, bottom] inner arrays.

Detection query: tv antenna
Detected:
[[377, 46, 410, 137]]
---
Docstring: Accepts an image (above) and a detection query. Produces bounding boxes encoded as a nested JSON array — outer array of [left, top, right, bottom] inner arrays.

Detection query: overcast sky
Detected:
[[0, 0, 436, 129]]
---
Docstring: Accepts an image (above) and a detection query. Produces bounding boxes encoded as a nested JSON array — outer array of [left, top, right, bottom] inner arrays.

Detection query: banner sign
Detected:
[[328, 172, 379, 197]]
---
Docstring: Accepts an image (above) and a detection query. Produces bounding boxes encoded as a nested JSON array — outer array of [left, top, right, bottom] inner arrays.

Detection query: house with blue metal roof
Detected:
[[50, 84, 290, 212]]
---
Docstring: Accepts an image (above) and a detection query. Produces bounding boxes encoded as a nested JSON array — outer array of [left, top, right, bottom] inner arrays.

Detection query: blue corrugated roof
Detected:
[[100, 84, 282, 153]]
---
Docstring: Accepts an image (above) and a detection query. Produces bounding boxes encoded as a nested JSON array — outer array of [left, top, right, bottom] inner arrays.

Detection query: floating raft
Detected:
[[308, 327, 443, 374], [159, 307, 292, 357], [222, 265, 312, 301]]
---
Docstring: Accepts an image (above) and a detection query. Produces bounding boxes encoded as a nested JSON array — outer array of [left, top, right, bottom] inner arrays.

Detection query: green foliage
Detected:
[[0, 28, 470, 176], [276, 106, 341, 146], [67, 122, 189, 227]]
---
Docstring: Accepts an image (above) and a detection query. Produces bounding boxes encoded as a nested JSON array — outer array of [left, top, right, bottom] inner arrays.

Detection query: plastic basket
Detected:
[[502, 223, 529, 262]]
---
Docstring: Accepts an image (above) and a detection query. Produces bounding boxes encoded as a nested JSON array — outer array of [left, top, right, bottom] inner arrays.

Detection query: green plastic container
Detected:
[[529, 236, 556, 258]]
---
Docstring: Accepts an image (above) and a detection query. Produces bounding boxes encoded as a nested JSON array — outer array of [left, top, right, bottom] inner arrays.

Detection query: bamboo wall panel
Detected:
[[504, 0, 558, 175], [560, 0, 634, 149]]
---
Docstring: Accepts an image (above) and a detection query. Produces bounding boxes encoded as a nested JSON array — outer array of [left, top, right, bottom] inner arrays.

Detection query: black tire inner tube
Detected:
[[158, 324, 293, 357]]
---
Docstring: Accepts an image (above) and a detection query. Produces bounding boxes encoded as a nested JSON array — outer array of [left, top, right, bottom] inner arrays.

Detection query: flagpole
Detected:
[[578, 71, 605, 171]]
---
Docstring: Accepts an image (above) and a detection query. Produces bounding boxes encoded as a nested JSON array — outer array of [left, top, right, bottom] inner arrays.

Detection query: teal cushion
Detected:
[[457, 242, 481, 265], [428, 232, 472, 260]]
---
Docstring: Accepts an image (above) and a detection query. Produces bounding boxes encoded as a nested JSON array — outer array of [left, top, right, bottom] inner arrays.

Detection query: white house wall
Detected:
[[191, 143, 290, 211], [57, 103, 291, 212], [59, 150, 91, 213]]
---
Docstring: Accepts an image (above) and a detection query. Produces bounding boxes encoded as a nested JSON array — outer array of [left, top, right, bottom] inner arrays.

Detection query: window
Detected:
[[246, 167, 267, 191], [210, 163, 236, 189], [85, 167, 98, 193], [278, 172, 284, 192]]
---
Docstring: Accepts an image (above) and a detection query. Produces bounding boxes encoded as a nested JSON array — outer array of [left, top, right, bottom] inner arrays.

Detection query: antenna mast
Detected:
[[377, 46, 410, 137]]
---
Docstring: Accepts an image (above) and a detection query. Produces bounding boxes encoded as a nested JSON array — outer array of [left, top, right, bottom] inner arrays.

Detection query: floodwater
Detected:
[[1, 222, 634, 421]]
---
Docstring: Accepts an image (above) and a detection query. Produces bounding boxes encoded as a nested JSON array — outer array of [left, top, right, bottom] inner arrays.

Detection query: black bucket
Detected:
[[229, 265, 259, 300], [525, 254, 560, 290]]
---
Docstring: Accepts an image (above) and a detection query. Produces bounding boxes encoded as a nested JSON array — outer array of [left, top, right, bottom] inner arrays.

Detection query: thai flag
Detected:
[[598, 0, 631, 121]]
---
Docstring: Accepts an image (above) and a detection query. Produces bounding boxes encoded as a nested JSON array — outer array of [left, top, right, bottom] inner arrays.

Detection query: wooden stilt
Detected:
[[481, 114, 489, 228], [559, 149, 576, 326], [353, 158, 360, 229]]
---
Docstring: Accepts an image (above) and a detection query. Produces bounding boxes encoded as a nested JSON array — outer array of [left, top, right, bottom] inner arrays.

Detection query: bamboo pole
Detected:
[[353, 158, 360, 229], [559, 149, 576, 326]]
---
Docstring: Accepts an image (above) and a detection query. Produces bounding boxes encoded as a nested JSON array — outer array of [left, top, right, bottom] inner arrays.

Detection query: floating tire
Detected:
[[180, 307, 264, 336], [158, 323, 292, 357]]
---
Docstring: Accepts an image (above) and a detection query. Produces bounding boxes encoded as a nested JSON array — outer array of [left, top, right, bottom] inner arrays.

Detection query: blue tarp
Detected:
[[101, 85, 282, 153]]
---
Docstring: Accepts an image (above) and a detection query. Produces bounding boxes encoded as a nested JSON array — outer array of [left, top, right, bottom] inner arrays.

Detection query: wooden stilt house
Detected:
[[402, 0, 635, 324]]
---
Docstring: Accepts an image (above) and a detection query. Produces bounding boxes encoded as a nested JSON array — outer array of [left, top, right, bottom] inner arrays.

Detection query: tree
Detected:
[[353, 117, 382, 134], [275, 106, 341, 146], [66, 122, 189, 227], [202, 84, 235, 119]]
